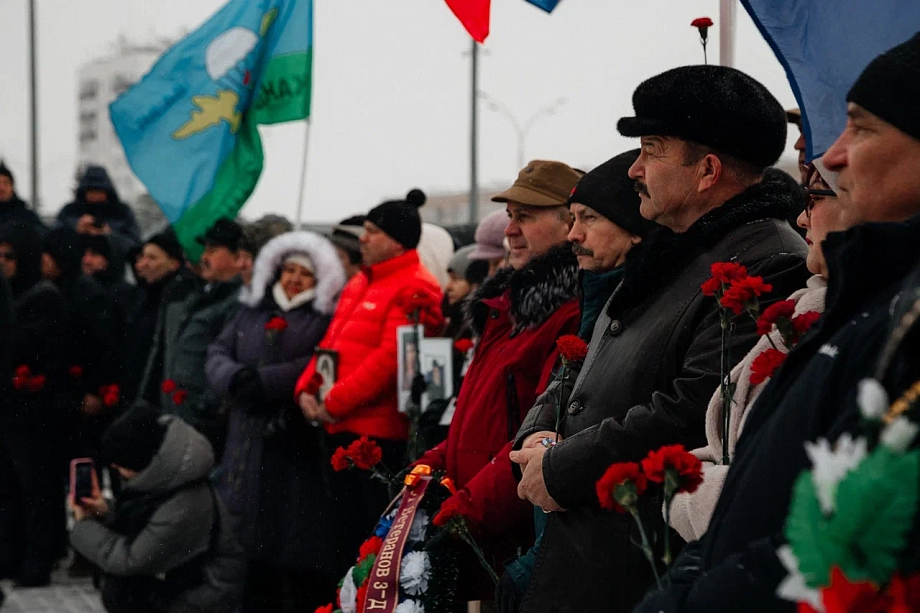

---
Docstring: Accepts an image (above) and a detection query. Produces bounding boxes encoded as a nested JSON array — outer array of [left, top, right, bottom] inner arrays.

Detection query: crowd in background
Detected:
[[1, 31, 920, 613]]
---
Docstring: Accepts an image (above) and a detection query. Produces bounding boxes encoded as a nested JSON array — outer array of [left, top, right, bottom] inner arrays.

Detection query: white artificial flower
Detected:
[[881, 416, 920, 453], [339, 567, 357, 613], [805, 434, 867, 515], [395, 600, 425, 613], [776, 545, 824, 612], [409, 510, 429, 543], [857, 378, 889, 421], [399, 551, 431, 596]]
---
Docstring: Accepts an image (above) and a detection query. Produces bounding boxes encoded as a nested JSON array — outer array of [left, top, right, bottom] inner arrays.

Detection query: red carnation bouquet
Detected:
[[749, 300, 821, 385], [596, 444, 704, 586], [330, 436, 396, 485], [702, 262, 773, 464]]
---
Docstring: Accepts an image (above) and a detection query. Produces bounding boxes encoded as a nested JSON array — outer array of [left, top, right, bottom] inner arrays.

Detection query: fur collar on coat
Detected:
[[466, 242, 580, 336], [239, 231, 346, 315]]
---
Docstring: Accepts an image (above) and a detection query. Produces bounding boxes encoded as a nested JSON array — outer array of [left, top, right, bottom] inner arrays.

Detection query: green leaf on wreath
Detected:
[[353, 552, 377, 587], [785, 471, 849, 588], [826, 447, 920, 584]]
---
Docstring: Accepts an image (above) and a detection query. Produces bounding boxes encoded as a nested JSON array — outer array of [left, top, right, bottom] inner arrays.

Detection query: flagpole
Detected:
[[294, 120, 312, 229], [29, 0, 40, 211], [719, 0, 737, 67]]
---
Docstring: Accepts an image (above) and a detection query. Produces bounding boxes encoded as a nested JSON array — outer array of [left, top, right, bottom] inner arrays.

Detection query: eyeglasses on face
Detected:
[[803, 188, 836, 219]]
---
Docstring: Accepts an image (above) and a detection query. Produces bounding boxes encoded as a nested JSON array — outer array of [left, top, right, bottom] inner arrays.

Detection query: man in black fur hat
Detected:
[[508, 65, 810, 613]]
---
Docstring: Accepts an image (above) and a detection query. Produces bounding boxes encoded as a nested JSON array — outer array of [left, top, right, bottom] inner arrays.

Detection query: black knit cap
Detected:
[[101, 402, 167, 472], [0, 161, 13, 183], [82, 234, 111, 261], [568, 150, 658, 238], [328, 215, 365, 264], [145, 229, 185, 262], [848, 32, 920, 142], [366, 190, 426, 250], [618, 65, 787, 169]]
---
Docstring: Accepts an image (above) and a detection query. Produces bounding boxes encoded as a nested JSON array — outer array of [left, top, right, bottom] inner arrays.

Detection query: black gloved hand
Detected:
[[496, 569, 524, 613], [229, 368, 266, 413], [410, 373, 428, 405]]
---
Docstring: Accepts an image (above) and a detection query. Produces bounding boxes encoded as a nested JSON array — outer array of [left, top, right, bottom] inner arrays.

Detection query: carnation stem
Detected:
[[630, 507, 662, 589], [457, 522, 501, 586], [555, 364, 568, 443], [663, 493, 673, 567], [702, 39, 708, 65], [720, 315, 732, 465]]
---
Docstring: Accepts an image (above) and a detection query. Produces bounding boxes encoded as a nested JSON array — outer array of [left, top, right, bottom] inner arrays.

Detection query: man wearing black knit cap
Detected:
[[636, 33, 920, 613], [510, 66, 809, 613], [294, 190, 443, 559]]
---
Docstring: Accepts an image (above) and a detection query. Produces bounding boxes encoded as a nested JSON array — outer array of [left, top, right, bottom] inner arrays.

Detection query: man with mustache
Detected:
[[144, 218, 243, 454], [498, 149, 657, 612], [509, 65, 809, 613]]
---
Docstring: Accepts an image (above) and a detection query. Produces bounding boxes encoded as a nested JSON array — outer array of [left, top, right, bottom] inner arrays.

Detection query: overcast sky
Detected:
[[0, 0, 798, 223]]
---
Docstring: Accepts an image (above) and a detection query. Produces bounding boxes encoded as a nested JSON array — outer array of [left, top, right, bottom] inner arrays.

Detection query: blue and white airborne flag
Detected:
[[740, 1, 920, 160]]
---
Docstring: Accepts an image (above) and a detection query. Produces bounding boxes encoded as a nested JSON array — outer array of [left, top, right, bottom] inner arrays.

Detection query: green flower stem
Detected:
[[720, 315, 732, 466], [662, 485, 675, 567], [456, 520, 501, 586], [630, 507, 661, 589], [555, 364, 568, 443]]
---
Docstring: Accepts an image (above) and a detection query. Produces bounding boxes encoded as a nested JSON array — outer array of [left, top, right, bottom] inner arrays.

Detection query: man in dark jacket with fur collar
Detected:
[[509, 66, 810, 613], [415, 160, 582, 601]]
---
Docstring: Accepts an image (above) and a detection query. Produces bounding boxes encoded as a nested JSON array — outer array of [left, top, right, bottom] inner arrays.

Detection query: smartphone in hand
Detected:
[[70, 458, 96, 505]]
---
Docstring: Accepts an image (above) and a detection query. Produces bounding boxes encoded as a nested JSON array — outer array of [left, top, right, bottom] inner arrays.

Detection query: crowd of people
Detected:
[[1, 31, 919, 613]]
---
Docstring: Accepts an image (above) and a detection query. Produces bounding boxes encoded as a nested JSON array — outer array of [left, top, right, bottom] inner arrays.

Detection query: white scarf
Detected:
[[272, 281, 315, 312]]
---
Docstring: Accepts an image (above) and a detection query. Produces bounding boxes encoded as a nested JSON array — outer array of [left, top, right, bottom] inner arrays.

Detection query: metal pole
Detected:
[[294, 121, 312, 229], [469, 39, 479, 223], [29, 0, 40, 211], [719, 0, 737, 68]]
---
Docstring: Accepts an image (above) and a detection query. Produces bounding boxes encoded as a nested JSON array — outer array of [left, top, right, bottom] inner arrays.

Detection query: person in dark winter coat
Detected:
[[206, 231, 346, 612], [81, 234, 135, 312], [146, 218, 243, 454], [634, 33, 920, 613], [123, 231, 194, 405], [509, 66, 810, 613], [0, 221, 67, 586], [71, 403, 245, 613], [0, 162, 45, 233], [497, 150, 657, 613], [55, 165, 140, 260], [415, 161, 582, 601]]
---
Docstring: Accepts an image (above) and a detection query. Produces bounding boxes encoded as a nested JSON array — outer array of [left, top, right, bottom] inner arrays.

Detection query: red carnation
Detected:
[[99, 384, 120, 408], [348, 436, 383, 471], [596, 462, 647, 514], [68, 365, 84, 378], [15, 365, 31, 378], [710, 262, 747, 284], [314, 605, 334, 613], [265, 316, 288, 331], [330, 447, 351, 472], [171, 389, 188, 406], [701, 277, 723, 297], [161, 379, 177, 394], [750, 348, 787, 386], [557, 335, 589, 363], [720, 276, 773, 315], [27, 375, 46, 393], [641, 444, 704, 495], [691, 17, 714, 29], [358, 536, 384, 561], [792, 311, 821, 336], [304, 372, 324, 396], [454, 338, 474, 354], [756, 300, 796, 336], [12, 365, 30, 390]]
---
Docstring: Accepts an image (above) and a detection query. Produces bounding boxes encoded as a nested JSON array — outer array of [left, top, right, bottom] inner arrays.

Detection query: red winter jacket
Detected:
[[294, 250, 443, 440], [416, 244, 580, 569]]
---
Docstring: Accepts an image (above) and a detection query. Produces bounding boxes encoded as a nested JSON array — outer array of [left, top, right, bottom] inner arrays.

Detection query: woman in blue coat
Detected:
[[206, 231, 346, 612]]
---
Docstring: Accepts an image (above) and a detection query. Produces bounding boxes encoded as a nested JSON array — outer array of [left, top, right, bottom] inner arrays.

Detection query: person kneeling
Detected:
[[70, 402, 245, 613]]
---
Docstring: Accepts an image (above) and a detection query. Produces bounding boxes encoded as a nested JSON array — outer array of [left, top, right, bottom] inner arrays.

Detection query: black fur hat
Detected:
[[618, 65, 787, 170]]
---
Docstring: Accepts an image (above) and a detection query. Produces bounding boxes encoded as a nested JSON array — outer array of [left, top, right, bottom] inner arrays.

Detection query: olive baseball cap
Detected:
[[491, 160, 581, 207]]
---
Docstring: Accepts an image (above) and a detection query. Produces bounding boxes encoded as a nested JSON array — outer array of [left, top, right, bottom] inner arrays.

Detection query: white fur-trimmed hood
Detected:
[[239, 231, 346, 315]]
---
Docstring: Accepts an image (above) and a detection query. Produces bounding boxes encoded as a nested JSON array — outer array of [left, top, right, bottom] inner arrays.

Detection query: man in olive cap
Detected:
[[416, 160, 582, 603], [510, 66, 809, 613]]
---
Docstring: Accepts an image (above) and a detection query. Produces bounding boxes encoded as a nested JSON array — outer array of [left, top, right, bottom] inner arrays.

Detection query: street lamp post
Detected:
[[478, 92, 567, 169]]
